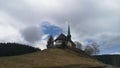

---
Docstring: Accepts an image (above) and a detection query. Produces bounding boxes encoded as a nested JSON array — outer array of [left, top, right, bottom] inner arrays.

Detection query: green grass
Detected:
[[0, 48, 106, 68]]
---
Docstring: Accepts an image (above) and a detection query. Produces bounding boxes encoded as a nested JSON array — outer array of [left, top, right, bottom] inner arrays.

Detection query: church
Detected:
[[47, 24, 76, 48]]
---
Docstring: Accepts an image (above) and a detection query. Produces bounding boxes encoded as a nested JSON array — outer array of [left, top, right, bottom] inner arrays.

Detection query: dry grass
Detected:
[[0, 48, 106, 68]]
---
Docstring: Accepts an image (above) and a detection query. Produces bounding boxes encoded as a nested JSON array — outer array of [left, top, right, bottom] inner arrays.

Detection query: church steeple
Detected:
[[67, 23, 71, 40]]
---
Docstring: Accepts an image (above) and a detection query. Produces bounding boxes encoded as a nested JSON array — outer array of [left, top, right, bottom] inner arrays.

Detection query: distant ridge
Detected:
[[94, 55, 120, 67], [0, 43, 40, 56]]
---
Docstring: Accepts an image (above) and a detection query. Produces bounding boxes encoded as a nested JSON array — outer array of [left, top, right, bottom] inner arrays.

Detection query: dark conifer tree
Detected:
[[47, 35, 54, 48]]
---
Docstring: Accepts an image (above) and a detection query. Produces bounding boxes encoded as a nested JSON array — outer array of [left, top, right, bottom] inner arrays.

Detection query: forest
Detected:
[[0, 43, 40, 56]]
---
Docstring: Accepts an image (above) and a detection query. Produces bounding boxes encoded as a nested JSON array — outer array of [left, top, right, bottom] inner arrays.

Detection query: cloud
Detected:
[[34, 34, 48, 50], [21, 26, 42, 43], [0, 0, 120, 53], [0, 22, 26, 44], [0, 10, 26, 43], [110, 52, 120, 55]]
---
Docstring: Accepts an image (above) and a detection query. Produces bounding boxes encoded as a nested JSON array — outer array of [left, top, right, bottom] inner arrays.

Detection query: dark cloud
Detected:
[[21, 26, 42, 43]]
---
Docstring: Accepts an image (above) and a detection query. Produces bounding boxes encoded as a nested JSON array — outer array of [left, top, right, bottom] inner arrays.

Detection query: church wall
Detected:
[[67, 41, 72, 47]]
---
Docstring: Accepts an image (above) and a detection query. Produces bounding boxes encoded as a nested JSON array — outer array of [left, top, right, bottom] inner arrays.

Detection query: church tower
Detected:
[[67, 23, 71, 40]]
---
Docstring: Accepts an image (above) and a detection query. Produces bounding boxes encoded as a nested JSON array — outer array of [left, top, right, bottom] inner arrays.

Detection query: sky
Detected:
[[0, 0, 120, 54]]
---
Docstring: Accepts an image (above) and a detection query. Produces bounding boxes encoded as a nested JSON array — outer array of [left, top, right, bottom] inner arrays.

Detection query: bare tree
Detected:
[[84, 45, 94, 55], [84, 42, 100, 55], [74, 41, 82, 50], [91, 42, 100, 55]]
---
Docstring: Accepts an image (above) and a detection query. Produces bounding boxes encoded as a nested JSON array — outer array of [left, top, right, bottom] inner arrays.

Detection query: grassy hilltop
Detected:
[[0, 48, 107, 68]]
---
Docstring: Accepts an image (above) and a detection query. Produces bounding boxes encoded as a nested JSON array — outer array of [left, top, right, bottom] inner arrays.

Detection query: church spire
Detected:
[[68, 23, 70, 36], [67, 22, 71, 40]]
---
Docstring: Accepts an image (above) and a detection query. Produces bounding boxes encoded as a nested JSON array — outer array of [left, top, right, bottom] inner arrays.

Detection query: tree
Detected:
[[0, 43, 40, 56], [47, 35, 54, 48], [84, 42, 100, 55], [84, 45, 94, 55], [74, 41, 82, 50], [91, 42, 100, 55]]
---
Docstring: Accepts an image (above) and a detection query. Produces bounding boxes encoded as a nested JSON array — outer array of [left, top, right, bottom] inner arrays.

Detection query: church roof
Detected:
[[55, 33, 67, 41], [68, 40, 76, 47]]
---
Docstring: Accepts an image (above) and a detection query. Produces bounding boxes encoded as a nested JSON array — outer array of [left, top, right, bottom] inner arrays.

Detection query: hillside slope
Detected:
[[0, 48, 106, 68]]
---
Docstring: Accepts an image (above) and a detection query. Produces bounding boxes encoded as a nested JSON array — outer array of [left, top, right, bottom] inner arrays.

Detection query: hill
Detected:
[[94, 55, 120, 67], [0, 43, 40, 56], [0, 48, 107, 68]]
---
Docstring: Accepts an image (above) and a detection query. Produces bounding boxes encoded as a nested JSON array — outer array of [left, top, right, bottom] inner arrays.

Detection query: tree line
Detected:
[[0, 43, 40, 56]]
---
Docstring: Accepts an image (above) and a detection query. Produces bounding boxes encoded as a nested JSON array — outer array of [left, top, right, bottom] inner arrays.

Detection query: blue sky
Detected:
[[100, 45, 120, 54], [42, 22, 63, 36], [0, 0, 120, 54]]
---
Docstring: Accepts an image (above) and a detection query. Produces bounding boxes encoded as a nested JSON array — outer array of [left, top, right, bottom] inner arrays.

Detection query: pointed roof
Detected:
[[55, 33, 67, 41], [68, 40, 76, 47], [68, 23, 71, 36], [67, 22, 71, 40]]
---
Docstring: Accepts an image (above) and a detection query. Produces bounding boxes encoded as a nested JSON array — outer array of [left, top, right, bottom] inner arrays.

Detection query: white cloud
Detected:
[[0, 11, 25, 29], [110, 52, 120, 55], [24, 0, 63, 11], [0, 10, 27, 43], [0, 24, 26, 43], [34, 40, 47, 50], [34, 34, 48, 50]]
